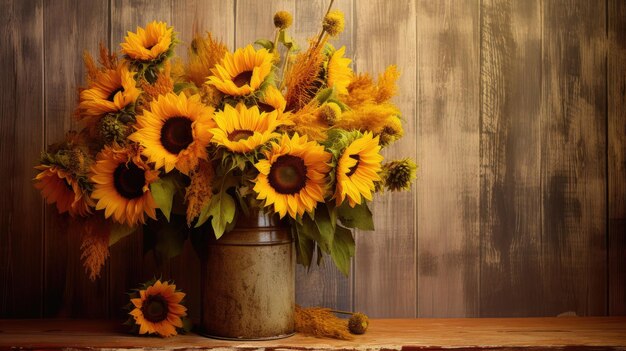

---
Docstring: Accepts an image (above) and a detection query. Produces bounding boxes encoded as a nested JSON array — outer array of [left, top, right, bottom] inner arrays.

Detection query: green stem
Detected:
[[311, 0, 336, 53], [272, 29, 280, 53], [279, 56, 292, 91], [331, 309, 355, 315], [324, 0, 336, 17]]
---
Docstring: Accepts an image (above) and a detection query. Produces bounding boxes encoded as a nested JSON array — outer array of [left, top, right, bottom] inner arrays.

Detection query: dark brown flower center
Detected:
[[346, 154, 360, 177], [257, 102, 275, 113], [141, 294, 169, 323], [227, 129, 254, 142], [268, 155, 308, 195], [232, 70, 253, 88], [107, 87, 125, 102], [113, 162, 145, 199], [160, 117, 194, 154]]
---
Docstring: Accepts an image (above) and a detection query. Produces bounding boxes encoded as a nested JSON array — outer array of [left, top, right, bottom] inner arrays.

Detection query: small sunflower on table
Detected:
[[34, 2, 415, 338], [125, 278, 189, 338]]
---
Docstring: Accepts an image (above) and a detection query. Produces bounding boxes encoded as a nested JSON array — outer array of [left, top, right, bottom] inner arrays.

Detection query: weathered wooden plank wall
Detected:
[[541, 0, 607, 316], [608, 0, 626, 316], [43, 0, 110, 318], [355, 0, 418, 318], [417, 0, 480, 318], [0, 0, 44, 318], [479, 0, 543, 317], [0, 0, 624, 319]]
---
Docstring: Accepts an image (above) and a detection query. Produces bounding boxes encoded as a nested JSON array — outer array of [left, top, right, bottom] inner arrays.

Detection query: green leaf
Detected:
[[294, 225, 315, 267], [316, 245, 324, 266], [337, 201, 375, 231], [255, 39, 274, 51], [195, 192, 236, 239], [155, 224, 186, 259], [143, 214, 188, 262], [150, 175, 179, 221], [313, 204, 336, 252], [330, 225, 355, 276], [278, 30, 298, 51], [109, 223, 136, 246], [296, 213, 328, 253], [154, 222, 187, 259]]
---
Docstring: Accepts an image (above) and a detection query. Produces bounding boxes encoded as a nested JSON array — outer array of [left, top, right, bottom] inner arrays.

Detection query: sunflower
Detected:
[[254, 133, 331, 219], [326, 46, 353, 95], [207, 44, 274, 96], [77, 64, 140, 123], [121, 21, 174, 62], [129, 280, 187, 337], [257, 85, 287, 114], [129, 93, 214, 175], [90, 146, 159, 226], [334, 132, 383, 207], [34, 165, 93, 217], [210, 104, 282, 154]]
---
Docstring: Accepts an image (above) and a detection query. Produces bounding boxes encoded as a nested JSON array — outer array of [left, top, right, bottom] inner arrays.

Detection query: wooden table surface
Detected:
[[0, 317, 625, 350]]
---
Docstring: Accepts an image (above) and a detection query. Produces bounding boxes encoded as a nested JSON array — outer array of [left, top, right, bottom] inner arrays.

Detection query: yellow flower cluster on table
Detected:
[[34, 6, 416, 283]]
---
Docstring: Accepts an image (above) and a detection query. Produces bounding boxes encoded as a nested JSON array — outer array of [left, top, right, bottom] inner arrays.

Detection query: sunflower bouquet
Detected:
[[34, 5, 416, 280]]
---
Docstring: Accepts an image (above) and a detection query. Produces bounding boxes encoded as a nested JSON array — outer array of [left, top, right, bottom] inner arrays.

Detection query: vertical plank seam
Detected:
[[107, 0, 111, 53], [233, 0, 238, 48], [605, 0, 610, 317], [477, 0, 484, 318], [539, 0, 546, 315], [350, 0, 357, 315], [413, 0, 418, 319], [40, 0, 47, 318]]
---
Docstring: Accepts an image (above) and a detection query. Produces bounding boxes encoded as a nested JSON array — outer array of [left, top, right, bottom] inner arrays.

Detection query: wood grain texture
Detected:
[[354, 0, 417, 318], [479, 0, 543, 317], [235, 0, 294, 48], [171, 0, 235, 56], [42, 0, 110, 318], [169, 0, 235, 324], [0, 0, 623, 319], [2, 318, 626, 349], [416, 0, 480, 317], [608, 0, 626, 316], [108, 0, 173, 319], [0, 0, 44, 318], [541, 0, 607, 316], [292, 0, 353, 312]]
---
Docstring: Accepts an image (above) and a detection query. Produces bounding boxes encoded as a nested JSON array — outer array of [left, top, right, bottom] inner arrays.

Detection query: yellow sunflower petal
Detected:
[[121, 21, 173, 61], [210, 103, 283, 153], [206, 45, 273, 97], [129, 92, 214, 175], [253, 133, 331, 219], [334, 132, 383, 207], [90, 146, 159, 226]]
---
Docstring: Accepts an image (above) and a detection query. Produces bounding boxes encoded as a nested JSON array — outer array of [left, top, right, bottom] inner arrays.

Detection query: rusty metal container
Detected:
[[200, 212, 295, 340]]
